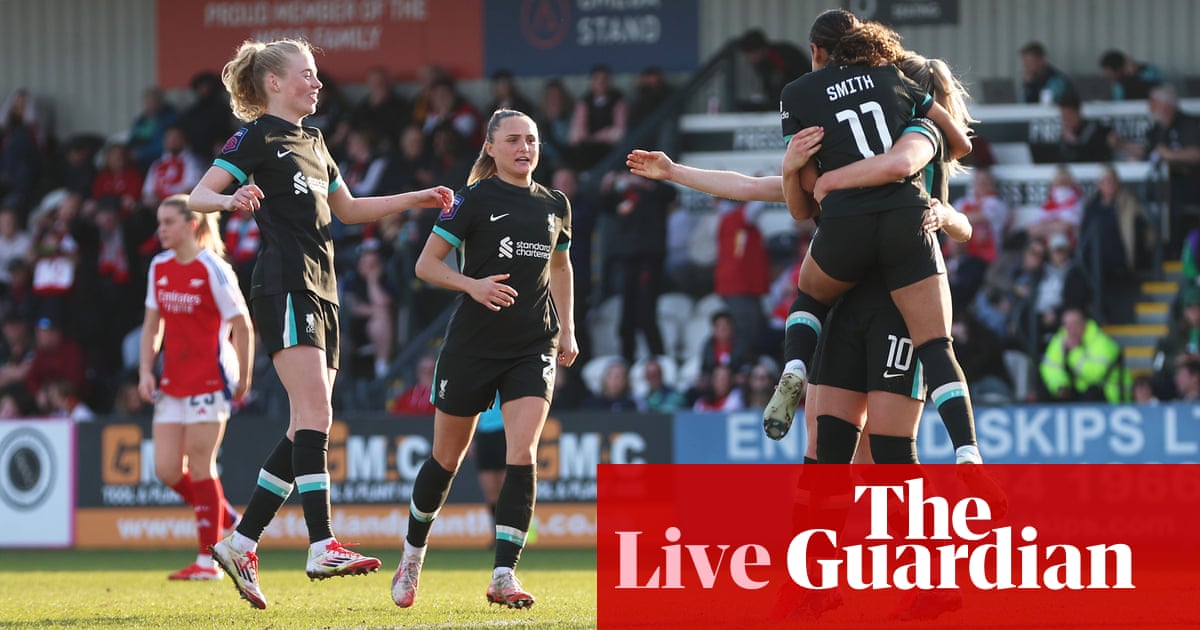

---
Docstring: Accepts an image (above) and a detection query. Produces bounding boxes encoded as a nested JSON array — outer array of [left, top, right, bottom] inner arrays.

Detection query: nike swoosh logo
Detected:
[[883, 371, 904, 379], [277, 149, 293, 158], [490, 213, 509, 222]]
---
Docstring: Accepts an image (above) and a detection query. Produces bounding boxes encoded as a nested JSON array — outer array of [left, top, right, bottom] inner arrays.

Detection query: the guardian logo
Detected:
[[614, 477, 1133, 592]]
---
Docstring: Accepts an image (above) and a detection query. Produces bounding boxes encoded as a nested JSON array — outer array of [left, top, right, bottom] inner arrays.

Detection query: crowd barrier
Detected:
[[3, 404, 1197, 547]]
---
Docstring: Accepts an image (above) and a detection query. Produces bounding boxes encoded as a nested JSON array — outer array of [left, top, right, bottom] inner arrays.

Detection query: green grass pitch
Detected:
[[0, 548, 597, 629]]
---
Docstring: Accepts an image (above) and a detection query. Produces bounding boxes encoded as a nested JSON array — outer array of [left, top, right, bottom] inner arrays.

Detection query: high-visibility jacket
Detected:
[[1040, 319, 1129, 403]]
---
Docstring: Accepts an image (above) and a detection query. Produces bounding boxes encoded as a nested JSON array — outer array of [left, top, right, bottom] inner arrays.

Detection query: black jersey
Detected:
[[434, 176, 572, 359], [213, 115, 342, 304], [904, 117, 948, 203], [780, 64, 933, 217]]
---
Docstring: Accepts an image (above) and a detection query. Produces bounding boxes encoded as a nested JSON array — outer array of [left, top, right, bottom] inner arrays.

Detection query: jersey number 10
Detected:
[[835, 100, 893, 159]]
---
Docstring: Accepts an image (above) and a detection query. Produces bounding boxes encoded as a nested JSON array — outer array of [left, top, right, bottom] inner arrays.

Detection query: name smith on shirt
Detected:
[[826, 74, 875, 101]]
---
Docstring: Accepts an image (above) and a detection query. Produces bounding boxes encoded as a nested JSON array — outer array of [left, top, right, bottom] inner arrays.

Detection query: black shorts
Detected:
[[810, 208, 945, 290], [474, 429, 507, 471], [433, 350, 556, 416], [810, 283, 925, 400], [251, 291, 340, 370]]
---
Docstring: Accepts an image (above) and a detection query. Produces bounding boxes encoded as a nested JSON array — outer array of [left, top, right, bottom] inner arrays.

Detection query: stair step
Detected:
[[1125, 346, 1155, 359], [1140, 281, 1180, 304], [1164, 260, 1182, 274], [1105, 324, 1168, 336], [1106, 323, 1168, 348], [1135, 301, 1171, 325]]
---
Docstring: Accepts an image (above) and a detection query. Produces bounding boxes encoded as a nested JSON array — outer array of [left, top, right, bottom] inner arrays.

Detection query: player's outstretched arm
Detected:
[[627, 149, 784, 202], [330, 185, 454, 225]]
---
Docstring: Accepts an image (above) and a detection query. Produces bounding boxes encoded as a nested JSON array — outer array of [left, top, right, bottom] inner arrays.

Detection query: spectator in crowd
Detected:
[[1131, 373, 1159, 404], [945, 234, 989, 313], [735, 28, 809, 112], [580, 359, 638, 412], [1039, 306, 1127, 403], [953, 311, 1015, 404], [699, 310, 753, 377], [550, 364, 587, 412], [112, 371, 152, 420], [90, 200, 141, 382], [569, 65, 627, 170], [141, 125, 204, 208], [1, 259, 35, 325], [971, 236, 1045, 344], [692, 363, 744, 412], [627, 66, 673, 131], [339, 129, 389, 197], [1113, 84, 1200, 258], [428, 126, 473, 189], [40, 377, 93, 421], [1029, 232, 1092, 345], [640, 356, 684, 413], [1081, 164, 1155, 284], [25, 316, 87, 404], [91, 143, 143, 217], [60, 137, 98, 199], [342, 239, 396, 381], [1151, 285, 1200, 399], [0, 314, 33, 391], [176, 71, 233, 159], [713, 198, 771, 347], [306, 72, 351, 147], [1098, 50, 1164, 101], [0, 106, 41, 211], [1033, 93, 1112, 163], [0, 88, 49, 148], [0, 383, 36, 418], [1172, 356, 1200, 402], [408, 64, 446, 128], [1026, 165, 1084, 242], [601, 170, 674, 363], [128, 87, 178, 172], [742, 358, 778, 410], [486, 69, 538, 119], [387, 353, 436, 415], [954, 168, 1010, 256], [29, 192, 82, 321], [537, 79, 575, 171], [350, 66, 410, 152], [0, 207, 31, 291], [422, 77, 484, 151], [222, 205, 259, 300], [1019, 42, 1078, 105], [382, 123, 437, 194]]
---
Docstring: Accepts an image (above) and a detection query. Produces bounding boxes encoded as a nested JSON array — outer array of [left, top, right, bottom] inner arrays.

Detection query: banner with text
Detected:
[[0, 420, 74, 548], [483, 0, 700, 76], [75, 412, 670, 548], [598, 464, 1199, 628], [156, 0, 483, 88], [675, 403, 1200, 464]]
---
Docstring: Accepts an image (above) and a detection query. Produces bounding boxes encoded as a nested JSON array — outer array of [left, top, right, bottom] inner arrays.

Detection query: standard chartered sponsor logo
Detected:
[[514, 240, 552, 259], [498, 237, 551, 259]]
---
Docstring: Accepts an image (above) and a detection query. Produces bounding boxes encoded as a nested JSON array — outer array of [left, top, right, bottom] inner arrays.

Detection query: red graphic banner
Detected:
[[597, 464, 1200, 628], [156, 0, 483, 88]]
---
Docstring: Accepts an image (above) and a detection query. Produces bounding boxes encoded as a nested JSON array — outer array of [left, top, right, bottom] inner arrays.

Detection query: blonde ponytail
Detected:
[[222, 38, 314, 122], [467, 108, 535, 186], [162, 194, 228, 259]]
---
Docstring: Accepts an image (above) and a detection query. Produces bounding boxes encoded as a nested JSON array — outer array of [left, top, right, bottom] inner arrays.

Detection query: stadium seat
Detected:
[[657, 292, 695, 360], [681, 316, 713, 364], [693, 292, 728, 323], [588, 295, 623, 358]]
